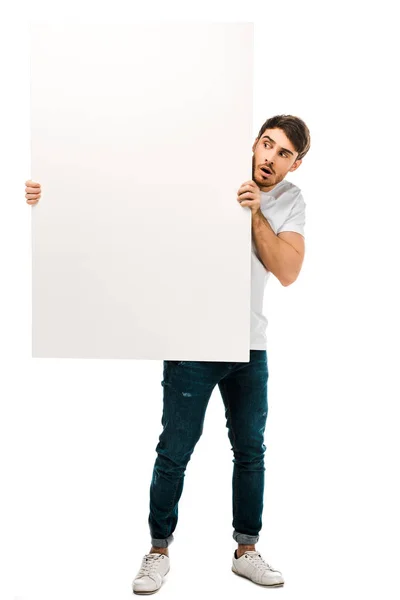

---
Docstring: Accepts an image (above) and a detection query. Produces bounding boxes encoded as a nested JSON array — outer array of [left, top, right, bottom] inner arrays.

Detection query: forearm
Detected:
[[251, 210, 296, 286]]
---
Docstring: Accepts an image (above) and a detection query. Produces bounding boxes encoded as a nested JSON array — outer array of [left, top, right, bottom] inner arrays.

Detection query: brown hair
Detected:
[[256, 114, 311, 161]]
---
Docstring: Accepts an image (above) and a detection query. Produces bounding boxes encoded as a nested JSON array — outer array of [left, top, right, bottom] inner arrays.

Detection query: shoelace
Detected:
[[244, 551, 280, 573], [137, 553, 165, 577]]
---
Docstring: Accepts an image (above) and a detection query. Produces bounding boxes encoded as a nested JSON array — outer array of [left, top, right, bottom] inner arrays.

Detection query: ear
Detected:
[[252, 138, 259, 153], [289, 158, 302, 173]]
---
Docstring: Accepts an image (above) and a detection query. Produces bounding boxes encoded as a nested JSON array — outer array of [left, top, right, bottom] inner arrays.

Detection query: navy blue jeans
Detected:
[[148, 350, 269, 547]]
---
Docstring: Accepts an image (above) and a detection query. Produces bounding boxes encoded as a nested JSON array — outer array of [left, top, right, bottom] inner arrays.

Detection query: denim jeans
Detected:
[[148, 350, 269, 547]]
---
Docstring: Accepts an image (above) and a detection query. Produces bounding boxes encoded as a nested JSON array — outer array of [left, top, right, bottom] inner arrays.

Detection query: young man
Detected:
[[25, 114, 311, 594]]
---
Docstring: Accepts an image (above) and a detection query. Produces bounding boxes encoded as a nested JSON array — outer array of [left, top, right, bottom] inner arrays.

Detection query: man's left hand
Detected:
[[237, 180, 261, 216]]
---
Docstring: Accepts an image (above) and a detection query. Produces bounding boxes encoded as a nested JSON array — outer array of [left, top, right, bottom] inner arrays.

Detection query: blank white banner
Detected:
[[30, 22, 253, 362]]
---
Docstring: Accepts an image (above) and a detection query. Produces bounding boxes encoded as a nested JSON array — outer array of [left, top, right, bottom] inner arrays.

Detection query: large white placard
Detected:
[[30, 23, 253, 361]]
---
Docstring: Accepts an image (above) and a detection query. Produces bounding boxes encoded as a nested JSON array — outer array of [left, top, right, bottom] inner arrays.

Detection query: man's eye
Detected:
[[264, 143, 288, 157]]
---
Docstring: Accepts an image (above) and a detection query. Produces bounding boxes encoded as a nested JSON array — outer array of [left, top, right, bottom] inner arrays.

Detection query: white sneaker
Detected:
[[132, 552, 170, 595], [232, 550, 284, 587]]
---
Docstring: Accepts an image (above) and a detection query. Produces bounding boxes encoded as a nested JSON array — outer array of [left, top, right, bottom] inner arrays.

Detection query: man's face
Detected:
[[252, 128, 302, 192]]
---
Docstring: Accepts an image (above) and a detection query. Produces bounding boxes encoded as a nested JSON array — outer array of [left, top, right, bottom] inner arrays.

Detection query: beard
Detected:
[[252, 155, 272, 186], [252, 155, 284, 189]]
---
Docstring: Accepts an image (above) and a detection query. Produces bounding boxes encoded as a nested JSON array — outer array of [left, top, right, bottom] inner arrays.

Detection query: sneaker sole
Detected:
[[132, 567, 170, 595], [232, 566, 284, 587]]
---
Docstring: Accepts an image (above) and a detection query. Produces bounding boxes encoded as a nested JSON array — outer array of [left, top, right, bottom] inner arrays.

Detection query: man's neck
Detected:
[[260, 181, 280, 194]]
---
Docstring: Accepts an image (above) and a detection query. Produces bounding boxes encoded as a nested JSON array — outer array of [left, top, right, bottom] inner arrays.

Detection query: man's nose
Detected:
[[265, 150, 275, 164], [266, 154, 274, 167]]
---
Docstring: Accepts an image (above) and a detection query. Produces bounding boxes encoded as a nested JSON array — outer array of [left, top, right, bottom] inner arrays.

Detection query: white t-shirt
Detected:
[[250, 178, 306, 350]]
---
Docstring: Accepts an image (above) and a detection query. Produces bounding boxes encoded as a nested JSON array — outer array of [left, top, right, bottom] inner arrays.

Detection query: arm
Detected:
[[252, 210, 305, 286]]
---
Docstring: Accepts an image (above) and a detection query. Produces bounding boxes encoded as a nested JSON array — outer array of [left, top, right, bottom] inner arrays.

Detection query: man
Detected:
[[25, 113, 311, 594]]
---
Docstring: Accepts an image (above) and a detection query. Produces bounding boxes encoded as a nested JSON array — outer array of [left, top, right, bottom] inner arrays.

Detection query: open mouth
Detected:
[[260, 166, 273, 178]]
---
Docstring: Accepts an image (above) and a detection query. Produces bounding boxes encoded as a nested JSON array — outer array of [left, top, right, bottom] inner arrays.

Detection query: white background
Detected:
[[1, 1, 399, 600]]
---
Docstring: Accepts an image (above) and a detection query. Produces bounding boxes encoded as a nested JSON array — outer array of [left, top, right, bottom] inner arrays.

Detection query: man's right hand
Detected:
[[25, 180, 41, 205]]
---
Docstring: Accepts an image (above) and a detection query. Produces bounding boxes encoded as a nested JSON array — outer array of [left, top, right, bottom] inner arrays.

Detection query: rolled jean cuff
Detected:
[[151, 533, 174, 548], [233, 530, 260, 544]]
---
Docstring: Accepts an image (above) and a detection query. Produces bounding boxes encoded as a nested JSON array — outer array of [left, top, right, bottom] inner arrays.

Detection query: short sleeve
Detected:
[[277, 192, 306, 237]]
